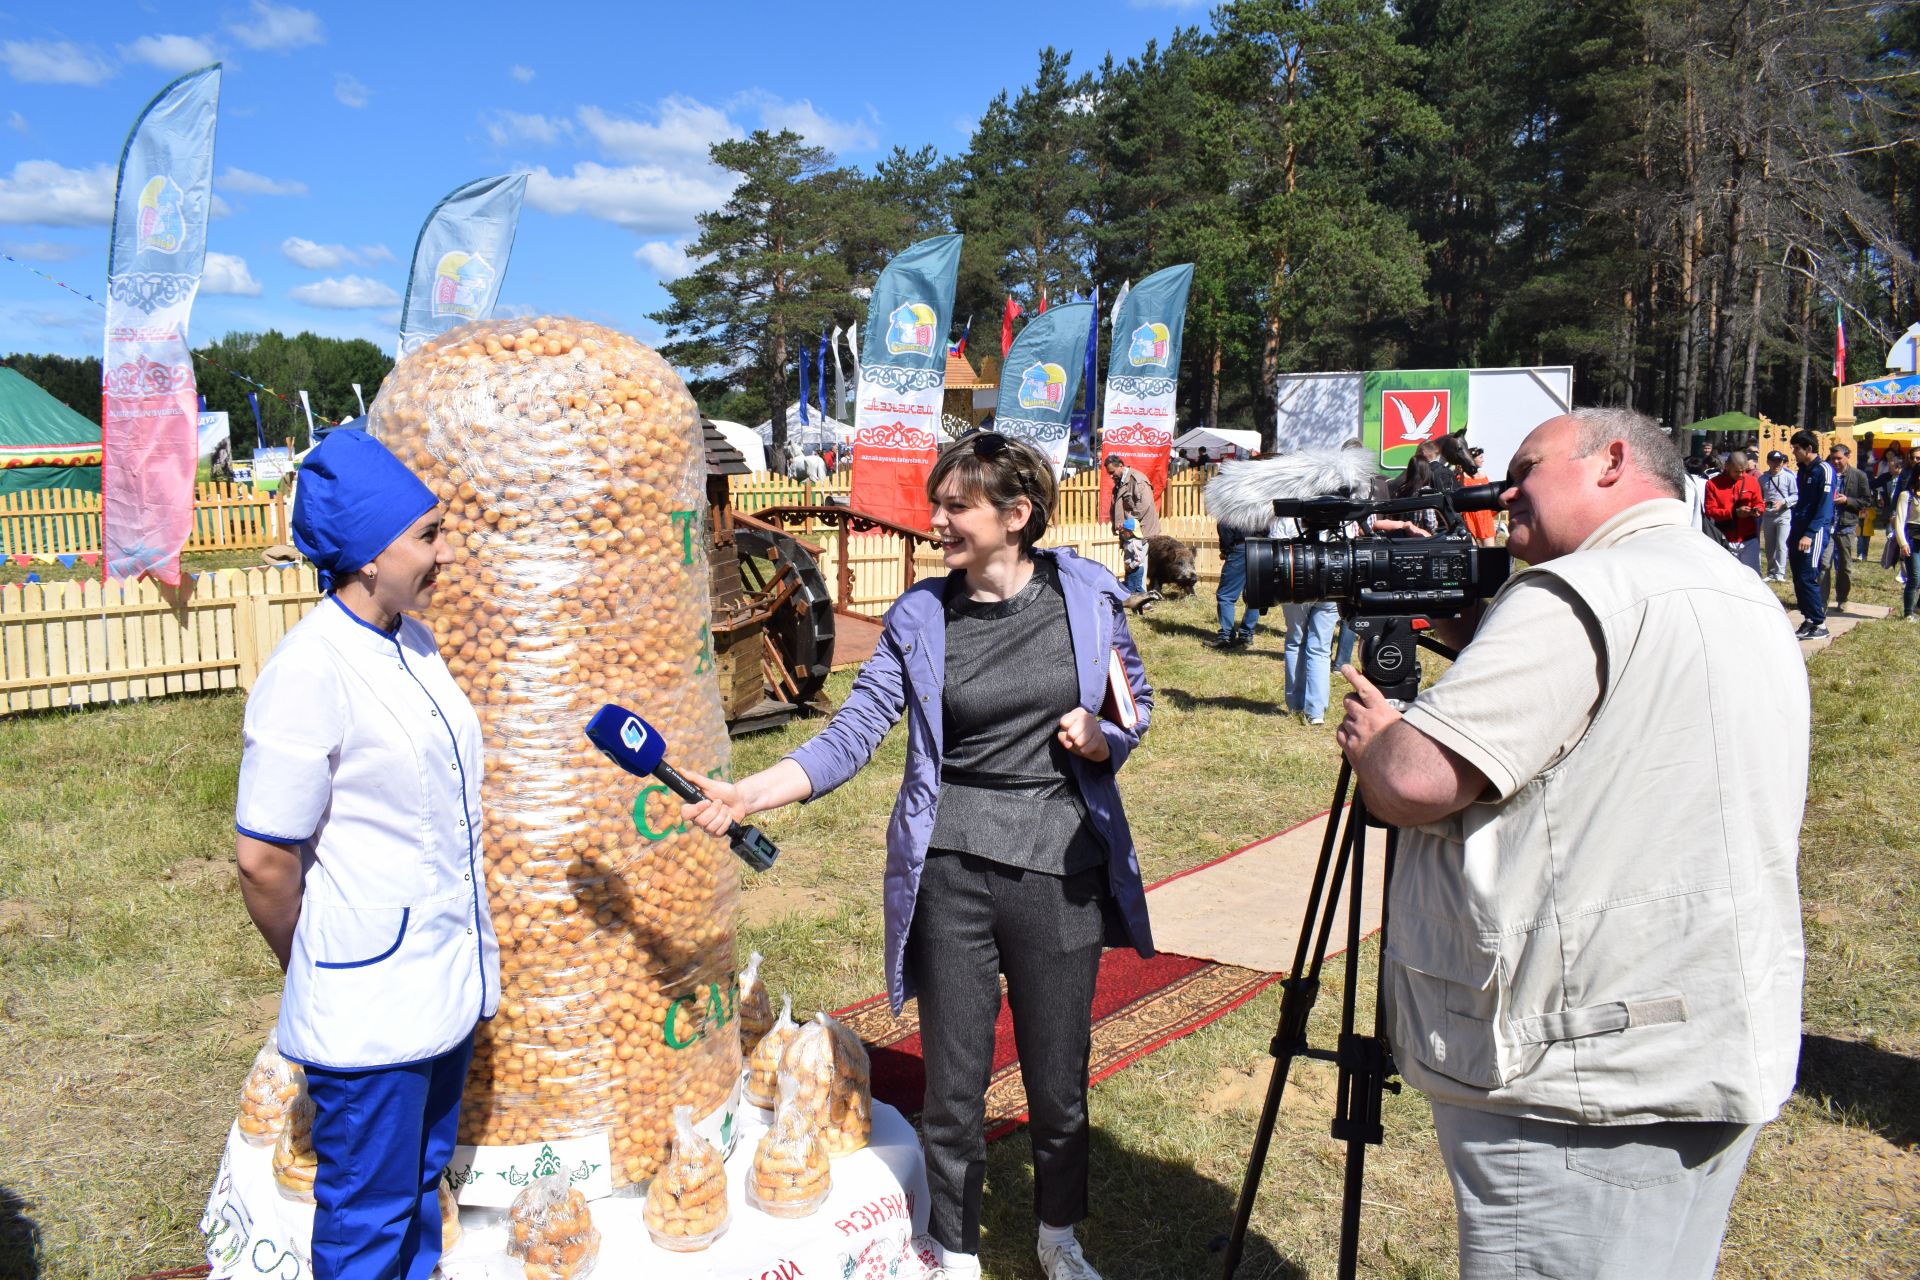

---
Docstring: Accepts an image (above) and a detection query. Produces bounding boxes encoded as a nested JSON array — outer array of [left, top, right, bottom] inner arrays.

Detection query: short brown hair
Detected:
[[925, 433, 1057, 554]]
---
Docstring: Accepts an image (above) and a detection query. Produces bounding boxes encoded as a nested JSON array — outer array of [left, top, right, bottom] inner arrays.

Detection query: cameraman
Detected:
[[1333, 408, 1807, 1280]]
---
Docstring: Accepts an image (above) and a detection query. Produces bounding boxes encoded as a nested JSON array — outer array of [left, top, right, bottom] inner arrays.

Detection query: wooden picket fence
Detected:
[[0, 566, 319, 714], [0, 483, 289, 557], [727, 467, 1213, 527]]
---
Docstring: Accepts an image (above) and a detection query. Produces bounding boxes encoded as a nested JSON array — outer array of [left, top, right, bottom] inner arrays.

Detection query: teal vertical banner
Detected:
[[397, 173, 528, 357], [996, 302, 1094, 473], [850, 234, 963, 529]]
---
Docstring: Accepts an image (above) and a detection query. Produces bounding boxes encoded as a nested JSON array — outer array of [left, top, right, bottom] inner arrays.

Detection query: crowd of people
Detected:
[[240, 405, 1848, 1280]]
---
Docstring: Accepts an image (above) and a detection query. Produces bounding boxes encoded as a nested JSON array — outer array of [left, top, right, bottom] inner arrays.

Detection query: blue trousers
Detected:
[[1215, 543, 1260, 640], [1123, 563, 1147, 595], [307, 1033, 474, 1280], [1283, 602, 1339, 719], [1789, 528, 1827, 625]]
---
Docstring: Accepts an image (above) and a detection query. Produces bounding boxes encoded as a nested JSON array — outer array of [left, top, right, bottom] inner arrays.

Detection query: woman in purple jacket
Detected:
[[686, 433, 1154, 1280]]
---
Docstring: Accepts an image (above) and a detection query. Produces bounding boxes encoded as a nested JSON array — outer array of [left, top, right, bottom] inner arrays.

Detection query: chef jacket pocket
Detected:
[[311, 904, 411, 969]]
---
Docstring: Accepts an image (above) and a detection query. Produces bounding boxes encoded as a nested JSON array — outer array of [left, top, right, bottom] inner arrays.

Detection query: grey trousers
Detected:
[[905, 849, 1107, 1254], [1761, 510, 1792, 578], [1430, 1102, 1762, 1280]]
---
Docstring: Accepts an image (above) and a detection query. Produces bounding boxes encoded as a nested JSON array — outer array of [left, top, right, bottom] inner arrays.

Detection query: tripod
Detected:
[[1217, 615, 1441, 1280]]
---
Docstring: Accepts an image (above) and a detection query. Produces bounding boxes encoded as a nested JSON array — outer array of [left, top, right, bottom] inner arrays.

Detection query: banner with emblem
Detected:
[[396, 173, 528, 358], [996, 302, 1094, 476], [1363, 368, 1469, 471], [102, 64, 222, 585], [1099, 262, 1192, 507], [848, 234, 962, 529]]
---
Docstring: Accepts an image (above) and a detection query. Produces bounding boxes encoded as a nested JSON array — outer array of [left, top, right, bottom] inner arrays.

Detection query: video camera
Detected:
[[1242, 487, 1510, 618]]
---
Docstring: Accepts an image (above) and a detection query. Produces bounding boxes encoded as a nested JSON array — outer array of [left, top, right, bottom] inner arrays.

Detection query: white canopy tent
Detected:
[[1170, 427, 1261, 459], [706, 419, 767, 473], [755, 403, 854, 453]]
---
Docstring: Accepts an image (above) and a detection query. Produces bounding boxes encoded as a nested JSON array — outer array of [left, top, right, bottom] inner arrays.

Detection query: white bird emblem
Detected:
[[1393, 395, 1443, 442]]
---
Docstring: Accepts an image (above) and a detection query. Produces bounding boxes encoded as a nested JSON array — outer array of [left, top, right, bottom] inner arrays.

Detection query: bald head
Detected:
[[1500, 408, 1687, 564]]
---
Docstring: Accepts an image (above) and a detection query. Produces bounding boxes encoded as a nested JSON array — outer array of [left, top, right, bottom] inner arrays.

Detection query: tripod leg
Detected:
[[1219, 765, 1356, 1279]]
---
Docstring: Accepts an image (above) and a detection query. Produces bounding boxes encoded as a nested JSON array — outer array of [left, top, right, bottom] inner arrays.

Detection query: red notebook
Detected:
[[1099, 648, 1138, 731]]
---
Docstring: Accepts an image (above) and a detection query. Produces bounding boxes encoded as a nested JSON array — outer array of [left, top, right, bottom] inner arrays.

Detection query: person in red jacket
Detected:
[[1704, 450, 1765, 575]]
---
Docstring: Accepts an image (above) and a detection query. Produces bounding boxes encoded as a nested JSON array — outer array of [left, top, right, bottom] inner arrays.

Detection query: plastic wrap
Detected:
[[370, 317, 738, 1186], [438, 1179, 463, 1251], [643, 1105, 729, 1251], [782, 1011, 872, 1157], [738, 951, 773, 1057], [745, 995, 798, 1111], [271, 1078, 317, 1203], [748, 1066, 832, 1218], [235, 1032, 302, 1148], [506, 1165, 599, 1280]]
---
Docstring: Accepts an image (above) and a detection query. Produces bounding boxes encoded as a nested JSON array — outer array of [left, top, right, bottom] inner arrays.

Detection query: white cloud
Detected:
[[577, 98, 736, 164], [0, 160, 116, 227], [509, 64, 535, 84], [526, 161, 734, 236], [289, 275, 399, 309], [6, 111, 25, 136], [280, 238, 391, 269], [202, 252, 262, 296], [120, 34, 219, 73], [334, 73, 370, 108], [218, 167, 308, 197], [485, 110, 572, 149], [747, 95, 879, 153], [1, 40, 114, 85], [225, 2, 324, 52], [634, 241, 697, 281], [211, 194, 233, 219], [0, 239, 86, 262]]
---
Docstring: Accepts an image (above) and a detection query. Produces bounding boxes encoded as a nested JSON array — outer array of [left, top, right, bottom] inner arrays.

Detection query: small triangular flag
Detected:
[[78, 552, 100, 566], [11, 554, 30, 566], [56, 554, 77, 568]]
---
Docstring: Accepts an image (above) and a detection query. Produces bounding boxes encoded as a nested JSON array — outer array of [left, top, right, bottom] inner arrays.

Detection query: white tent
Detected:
[[707, 419, 767, 473], [755, 403, 853, 452], [1170, 427, 1261, 459]]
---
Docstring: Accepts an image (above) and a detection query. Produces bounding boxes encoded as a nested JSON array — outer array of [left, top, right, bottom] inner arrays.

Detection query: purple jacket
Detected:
[[786, 547, 1156, 1013]]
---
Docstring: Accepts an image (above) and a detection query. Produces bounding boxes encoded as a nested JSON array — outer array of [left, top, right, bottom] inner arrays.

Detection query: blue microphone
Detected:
[[584, 704, 778, 872]]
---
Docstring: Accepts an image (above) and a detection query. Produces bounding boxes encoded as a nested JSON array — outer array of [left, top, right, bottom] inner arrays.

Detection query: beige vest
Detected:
[[1386, 505, 1808, 1124]]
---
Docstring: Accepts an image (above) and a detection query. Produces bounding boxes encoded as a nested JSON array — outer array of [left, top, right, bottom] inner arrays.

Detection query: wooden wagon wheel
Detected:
[[732, 523, 837, 706]]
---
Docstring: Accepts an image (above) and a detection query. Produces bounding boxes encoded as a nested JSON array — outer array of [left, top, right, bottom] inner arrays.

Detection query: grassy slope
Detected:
[[1, 568, 1915, 1277]]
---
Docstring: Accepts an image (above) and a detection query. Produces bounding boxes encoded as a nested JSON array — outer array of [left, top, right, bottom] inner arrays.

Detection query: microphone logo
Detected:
[[621, 717, 647, 754]]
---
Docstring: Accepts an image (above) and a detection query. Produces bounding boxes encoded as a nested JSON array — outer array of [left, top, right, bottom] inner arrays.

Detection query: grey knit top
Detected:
[[927, 557, 1106, 875]]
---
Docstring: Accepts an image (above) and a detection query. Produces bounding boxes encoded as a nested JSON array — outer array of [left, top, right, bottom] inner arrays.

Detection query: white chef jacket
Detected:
[[236, 594, 500, 1070]]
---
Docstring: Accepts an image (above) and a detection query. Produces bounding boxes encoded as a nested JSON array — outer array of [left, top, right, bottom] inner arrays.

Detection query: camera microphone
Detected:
[[1203, 447, 1383, 532], [584, 704, 779, 872]]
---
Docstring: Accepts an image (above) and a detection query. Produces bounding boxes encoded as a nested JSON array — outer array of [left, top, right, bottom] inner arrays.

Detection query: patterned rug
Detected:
[[835, 949, 1278, 1141]]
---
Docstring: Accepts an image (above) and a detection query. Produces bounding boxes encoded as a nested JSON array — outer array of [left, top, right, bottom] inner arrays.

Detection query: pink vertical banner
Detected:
[[102, 64, 221, 585]]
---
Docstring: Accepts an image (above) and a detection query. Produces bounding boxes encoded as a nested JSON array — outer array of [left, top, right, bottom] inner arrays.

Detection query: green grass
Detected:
[[1, 566, 1916, 1277], [0, 549, 277, 589]]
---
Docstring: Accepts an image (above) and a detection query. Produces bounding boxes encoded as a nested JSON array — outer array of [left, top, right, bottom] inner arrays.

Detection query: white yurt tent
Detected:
[[755, 402, 853, 453], [1170, 426, 1262, 459], [706, 419, 767, 473]]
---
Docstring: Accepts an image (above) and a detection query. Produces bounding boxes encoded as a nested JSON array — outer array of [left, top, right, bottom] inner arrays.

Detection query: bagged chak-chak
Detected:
[[438, 1179, 463, 1251], [745, 994, 798, 1111], [644, 1105, 729, 1251], [748, 1066, 831, 1219], [507, 1165, 599, 1280], [236, 1032, 303, 1148], [272, 1077, 317, 1203], [782, 1011, 872, 1157], [369, 317, 739, 1187], [737, 951, 773, 1057]]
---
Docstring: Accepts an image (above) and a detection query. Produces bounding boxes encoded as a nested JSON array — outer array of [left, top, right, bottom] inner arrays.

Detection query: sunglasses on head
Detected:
[[969, 432, 1011, 458]]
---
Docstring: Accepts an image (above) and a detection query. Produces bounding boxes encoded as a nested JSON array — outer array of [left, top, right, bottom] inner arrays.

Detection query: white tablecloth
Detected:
[[202, 1103, 935, 1280]]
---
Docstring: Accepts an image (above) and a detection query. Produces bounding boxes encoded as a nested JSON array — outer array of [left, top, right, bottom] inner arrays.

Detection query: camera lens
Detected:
[[1245, 538, 1347, 610]]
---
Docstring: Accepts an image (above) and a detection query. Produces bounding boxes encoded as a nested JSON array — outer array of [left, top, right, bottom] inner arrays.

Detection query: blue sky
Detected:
[[0, 0, 1208, 366]]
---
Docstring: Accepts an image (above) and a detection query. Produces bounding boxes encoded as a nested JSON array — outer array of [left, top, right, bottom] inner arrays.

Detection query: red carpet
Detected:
[[835, 948, 1277, 1141]]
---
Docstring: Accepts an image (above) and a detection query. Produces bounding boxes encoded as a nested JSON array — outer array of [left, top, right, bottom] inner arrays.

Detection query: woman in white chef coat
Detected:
[[234, 428, 499, 1280]]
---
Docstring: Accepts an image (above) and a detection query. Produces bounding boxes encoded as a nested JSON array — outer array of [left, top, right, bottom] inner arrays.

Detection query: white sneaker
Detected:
[[1308, 715, 1325, 726], [1037, 1237, 1105, 1280]]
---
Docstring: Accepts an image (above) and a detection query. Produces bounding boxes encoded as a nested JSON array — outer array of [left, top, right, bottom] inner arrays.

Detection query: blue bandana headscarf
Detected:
[[290, 430, 439, 592]]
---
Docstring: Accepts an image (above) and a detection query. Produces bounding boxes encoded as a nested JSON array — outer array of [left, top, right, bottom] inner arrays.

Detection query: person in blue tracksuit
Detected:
[[1787, 428, 1836, 638], [234, 429, 499, 1280]]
